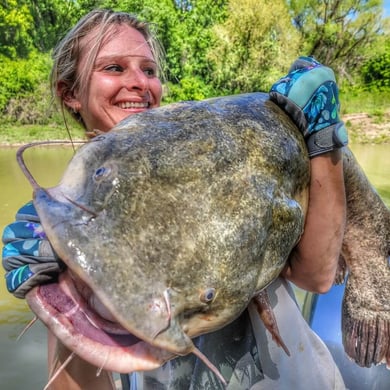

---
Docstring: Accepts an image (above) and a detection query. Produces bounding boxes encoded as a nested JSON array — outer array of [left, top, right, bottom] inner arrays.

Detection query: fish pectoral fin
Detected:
[[252, 290, 290, 356]]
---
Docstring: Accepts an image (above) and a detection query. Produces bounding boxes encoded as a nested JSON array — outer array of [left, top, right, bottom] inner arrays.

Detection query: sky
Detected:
[[384, 0, 390, 17]]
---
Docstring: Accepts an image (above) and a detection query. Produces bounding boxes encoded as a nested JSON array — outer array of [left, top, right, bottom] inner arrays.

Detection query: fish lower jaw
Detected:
[[25, 281, 173, 373]]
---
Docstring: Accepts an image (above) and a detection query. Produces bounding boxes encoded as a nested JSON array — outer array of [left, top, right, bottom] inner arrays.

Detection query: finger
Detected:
[[2, 240, 56, 271], [3, 239, 41, 258], [6, 265, 34, 293], [288, 56, 321, 72], [8, 263, 63, 298], [15, 201, 40, 222], [2, 221, 46, 244]]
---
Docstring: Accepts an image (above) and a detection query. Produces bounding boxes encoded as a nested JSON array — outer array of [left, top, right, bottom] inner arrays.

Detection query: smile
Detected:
[[117, 102, 149, 109]]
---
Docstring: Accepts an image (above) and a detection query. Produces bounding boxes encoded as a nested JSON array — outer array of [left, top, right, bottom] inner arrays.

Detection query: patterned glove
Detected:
[[2, 201, 64, 299], [269, 56, 348, 157]]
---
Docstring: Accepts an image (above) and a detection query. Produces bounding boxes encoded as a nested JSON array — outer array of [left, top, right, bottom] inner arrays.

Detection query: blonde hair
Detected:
[[51, 9, 164, 129]]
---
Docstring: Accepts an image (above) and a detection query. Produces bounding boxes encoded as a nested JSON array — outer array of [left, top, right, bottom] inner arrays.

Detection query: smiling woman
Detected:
[[57, 25, 162, 132]]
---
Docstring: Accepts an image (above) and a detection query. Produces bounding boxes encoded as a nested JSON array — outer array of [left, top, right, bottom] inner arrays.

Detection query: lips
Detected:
[[25, 270, 174, 373]]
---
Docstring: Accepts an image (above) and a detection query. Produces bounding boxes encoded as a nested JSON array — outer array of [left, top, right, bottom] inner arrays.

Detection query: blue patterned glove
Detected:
[[269, 56, 348, 157], [2, 201, 63, 298]]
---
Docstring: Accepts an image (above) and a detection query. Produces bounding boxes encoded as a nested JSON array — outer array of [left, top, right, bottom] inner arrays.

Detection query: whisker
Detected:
[[17, 316, 38, 341], [83, 311, 102, 330], [16, 141, 86, 191], [192, 346, 227, 387], [44, 351, 76, 390], [62, 193, 98, 218], [96, 350, 110, 377]]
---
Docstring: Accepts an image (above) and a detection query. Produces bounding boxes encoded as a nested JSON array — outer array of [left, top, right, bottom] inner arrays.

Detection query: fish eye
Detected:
[[200, 288, 216, 303], [93, 166, 111, 181]]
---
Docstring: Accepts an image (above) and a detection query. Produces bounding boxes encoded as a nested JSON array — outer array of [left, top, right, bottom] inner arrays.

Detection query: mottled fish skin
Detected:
[[30, 92, 389, 369], [33, 93, 308, 356]]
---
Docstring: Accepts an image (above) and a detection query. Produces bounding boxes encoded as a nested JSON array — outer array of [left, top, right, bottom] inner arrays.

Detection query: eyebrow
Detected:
[[94, 54, 157, 66]]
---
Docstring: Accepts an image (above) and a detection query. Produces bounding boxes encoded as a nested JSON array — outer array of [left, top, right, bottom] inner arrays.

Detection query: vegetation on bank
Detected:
[[341, 89, 390, 144], [1, 89, 389, 145]]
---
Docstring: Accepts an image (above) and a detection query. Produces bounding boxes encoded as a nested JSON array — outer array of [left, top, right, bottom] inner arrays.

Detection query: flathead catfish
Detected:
[[24, 93, 389, 378]]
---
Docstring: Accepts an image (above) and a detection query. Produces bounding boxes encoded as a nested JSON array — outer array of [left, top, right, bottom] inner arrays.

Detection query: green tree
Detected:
[[0, 52, 52, 119], [0, 0, 95, 57], [288, 0, 386, 84], [27, 0, 88, 52], [208, 0, 301, 93], [361, 36, 390, 89], [0, 0, 34, 58]]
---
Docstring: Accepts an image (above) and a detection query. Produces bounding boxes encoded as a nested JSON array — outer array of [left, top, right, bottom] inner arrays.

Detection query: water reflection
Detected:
[[350, 144, 390, 203], [0, 144, 389, 389]]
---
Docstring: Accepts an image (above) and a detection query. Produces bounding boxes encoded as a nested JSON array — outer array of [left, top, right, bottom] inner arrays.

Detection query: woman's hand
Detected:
[[2, 201, 63, 298], [269, 56, 348, 157]]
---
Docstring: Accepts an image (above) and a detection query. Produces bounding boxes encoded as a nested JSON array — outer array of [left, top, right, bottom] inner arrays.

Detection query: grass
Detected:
[[340, 89, 390, 116], [0, 123, 85, 145]]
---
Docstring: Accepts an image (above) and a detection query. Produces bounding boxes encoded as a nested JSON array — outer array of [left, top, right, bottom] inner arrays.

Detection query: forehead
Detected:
[[83, 24, 154, 62], [99, 24, 154, 59]]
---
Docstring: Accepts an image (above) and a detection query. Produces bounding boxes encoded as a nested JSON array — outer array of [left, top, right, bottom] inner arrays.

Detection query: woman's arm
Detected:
[[269, 56, 348, 294], [282, 150, 346, 293]]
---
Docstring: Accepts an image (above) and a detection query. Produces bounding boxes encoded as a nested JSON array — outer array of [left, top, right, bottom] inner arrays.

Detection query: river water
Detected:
[[0, 144, 389, 389]]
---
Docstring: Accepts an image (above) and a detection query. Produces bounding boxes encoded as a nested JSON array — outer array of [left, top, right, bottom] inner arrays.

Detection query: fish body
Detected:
[[25, 92, 389, 374]]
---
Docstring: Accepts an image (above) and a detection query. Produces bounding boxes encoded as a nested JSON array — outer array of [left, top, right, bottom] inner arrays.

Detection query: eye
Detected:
[[93, 166, 111, 181], [104, 64, 123, 73], [200, 288, 216, 304], [144, 67, 156, 77]]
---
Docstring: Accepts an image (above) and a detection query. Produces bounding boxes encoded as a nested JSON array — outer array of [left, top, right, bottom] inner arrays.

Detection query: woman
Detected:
[[2, 9, 346, 389]]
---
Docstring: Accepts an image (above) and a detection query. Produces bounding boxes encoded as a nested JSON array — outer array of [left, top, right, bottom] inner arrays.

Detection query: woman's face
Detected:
[[72, 24, 163, 132]]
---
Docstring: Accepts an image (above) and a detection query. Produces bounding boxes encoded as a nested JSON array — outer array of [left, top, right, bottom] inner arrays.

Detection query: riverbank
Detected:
[[345, 111, 390, 144], [1, 111, 389, 146]]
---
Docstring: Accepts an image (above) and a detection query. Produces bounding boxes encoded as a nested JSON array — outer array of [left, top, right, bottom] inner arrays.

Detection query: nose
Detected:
[[124, 68, 149, 92]]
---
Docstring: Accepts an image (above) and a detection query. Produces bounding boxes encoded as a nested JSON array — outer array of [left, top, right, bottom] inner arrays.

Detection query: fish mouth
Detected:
[[25, 270, 174, 373]]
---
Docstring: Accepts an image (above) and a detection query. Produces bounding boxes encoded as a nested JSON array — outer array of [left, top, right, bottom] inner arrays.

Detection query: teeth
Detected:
[[117, 102, 149, 109]]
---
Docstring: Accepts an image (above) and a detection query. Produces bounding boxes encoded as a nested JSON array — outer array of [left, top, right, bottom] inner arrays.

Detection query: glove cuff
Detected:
[[269, 92, 308, 134], [306, 122, 348, 158]]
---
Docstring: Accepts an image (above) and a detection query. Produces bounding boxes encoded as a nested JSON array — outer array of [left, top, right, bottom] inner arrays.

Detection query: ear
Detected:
[[57, 81, 82, 112]]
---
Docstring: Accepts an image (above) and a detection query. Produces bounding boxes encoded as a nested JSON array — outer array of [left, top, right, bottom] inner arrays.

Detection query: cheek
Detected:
[[150, 79, 163, 105], [88, 74, 119, 102]]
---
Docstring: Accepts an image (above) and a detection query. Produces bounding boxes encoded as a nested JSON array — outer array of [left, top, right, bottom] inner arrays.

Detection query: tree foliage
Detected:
[[28, 0, 87, 52], [361, 37, 390, 89], [0, 0, 34, 58], [287, 0, 387, 84], [0, 0, 389, 125], [208, 0, 301, 93], [0, 52, 52, 117]]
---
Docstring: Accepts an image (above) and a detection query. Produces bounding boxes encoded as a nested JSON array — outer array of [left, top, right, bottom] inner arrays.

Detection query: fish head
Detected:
[[32, 130, 268, 354]]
